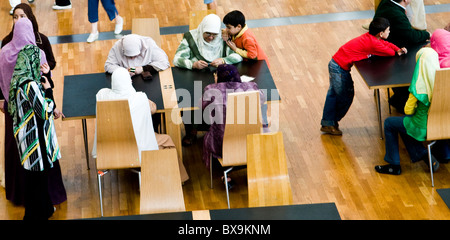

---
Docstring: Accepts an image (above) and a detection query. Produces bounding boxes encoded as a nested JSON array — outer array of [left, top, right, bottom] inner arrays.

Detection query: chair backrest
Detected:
[[189, 9, 217, 30], [96, 99, 140, 170], [221, 90, 262, 167], [140, 148, 185, 214], [131, 18, 162, 47], [427, 68, 450, 141], [246, 132, 293, 207]]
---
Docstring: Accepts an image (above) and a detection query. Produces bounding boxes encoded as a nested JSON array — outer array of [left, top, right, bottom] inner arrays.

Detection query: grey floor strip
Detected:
[[46, 4, 450, 45]]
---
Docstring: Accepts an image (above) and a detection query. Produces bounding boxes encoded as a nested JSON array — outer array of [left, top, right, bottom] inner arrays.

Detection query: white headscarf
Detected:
[[92, 67, 159, 160], [190, 14, 223, 62], [104, 34, 170, 73]]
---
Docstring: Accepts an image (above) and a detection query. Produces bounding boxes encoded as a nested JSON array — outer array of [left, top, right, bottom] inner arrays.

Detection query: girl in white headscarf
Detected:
[[92, 68, 189, 182], [173, 14, 242, 70]]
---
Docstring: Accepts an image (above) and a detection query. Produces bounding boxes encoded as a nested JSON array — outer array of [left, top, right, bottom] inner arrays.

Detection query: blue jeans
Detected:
[[384, 116, 427, 165], [88, 0, 118, 23], [321, 59, 354, 127]]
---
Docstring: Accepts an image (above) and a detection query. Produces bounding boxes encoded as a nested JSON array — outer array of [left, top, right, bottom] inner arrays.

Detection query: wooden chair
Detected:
[[426, 68, 450, 187], [96, 99, 140, 216], [189, 9, 217, 30], [131, 18, 162, 47], [246, 132, 293, 207], [209, 90, 262, 208], [140, 148, 185, 214]]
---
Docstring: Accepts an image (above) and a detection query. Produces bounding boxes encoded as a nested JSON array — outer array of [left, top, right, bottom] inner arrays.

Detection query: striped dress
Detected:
[[9, 45, 61, 172], [13, 81, 60, 171], [173, 34, 243, 69]]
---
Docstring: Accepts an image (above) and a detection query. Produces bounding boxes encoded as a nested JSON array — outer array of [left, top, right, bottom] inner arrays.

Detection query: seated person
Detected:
[[429, 23, 450, 162], [222, 10, 270, 68], [430, 25, 450, 68], [104, 34, 170, 78], [173, 13, 242, 70], [374, 0, 431, 112], [375, 48, 440, 175], [92, 67, 189, 183], [202, 64, 267, 188]]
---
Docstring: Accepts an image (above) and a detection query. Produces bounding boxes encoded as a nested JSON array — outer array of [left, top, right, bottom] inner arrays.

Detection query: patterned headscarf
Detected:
[[408, 47, 440, 106], [8, 44, 42, 123], [216, 64, 242, 83]]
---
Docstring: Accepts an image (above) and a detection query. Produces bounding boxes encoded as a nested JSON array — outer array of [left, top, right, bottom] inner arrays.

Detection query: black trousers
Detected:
[[55, 0, 71, 6]]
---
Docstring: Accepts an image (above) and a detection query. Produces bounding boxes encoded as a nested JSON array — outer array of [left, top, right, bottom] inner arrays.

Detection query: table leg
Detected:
[[387, 88, 391, 115], [374, 89, 384, 139], [82, 119, 90, 170]]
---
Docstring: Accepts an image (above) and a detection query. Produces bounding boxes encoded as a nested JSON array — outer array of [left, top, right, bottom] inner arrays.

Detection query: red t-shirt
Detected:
[[332, 32, 400, 71]]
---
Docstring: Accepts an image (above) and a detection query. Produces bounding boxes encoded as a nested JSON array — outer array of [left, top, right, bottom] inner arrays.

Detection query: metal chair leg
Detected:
[[97, 170, 109, 217], [97, 172, 103, 217], [224, 167, 233, 209], [428, 141, 436, 187]]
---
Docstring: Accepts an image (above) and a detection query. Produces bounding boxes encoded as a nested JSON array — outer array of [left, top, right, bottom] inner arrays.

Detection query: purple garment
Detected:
[[201, 81, 266, 168], [0, 18, 46, 102]]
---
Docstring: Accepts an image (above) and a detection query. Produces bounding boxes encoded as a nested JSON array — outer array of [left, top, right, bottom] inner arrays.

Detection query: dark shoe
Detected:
[[423, 154, 440, 172], [221, 176, 235, 190], [320, 125, 342, 135], [375, 164, 401, 175], [182, 131, 197, 146]]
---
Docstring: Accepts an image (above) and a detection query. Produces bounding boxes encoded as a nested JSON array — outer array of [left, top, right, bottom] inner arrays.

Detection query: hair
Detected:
[[368, 17, 390, 36], [223, 10, 246, 28], [216, 64, 242, 83], [1, 3, 39, 47]]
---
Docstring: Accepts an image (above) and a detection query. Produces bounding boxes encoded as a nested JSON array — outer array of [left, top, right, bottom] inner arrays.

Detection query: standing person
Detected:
[[320, 18, 407, 135], [3, 3, 57, 72], [87, 0, 124, 43], [374, 0, 430, 112], [222, 10, 270, 68], [0, 18, 66, 207], [375, 47, 440, 175], [204, 0, 216, 10], [9, 44, 62, 220], [53, 0, 72, 10]]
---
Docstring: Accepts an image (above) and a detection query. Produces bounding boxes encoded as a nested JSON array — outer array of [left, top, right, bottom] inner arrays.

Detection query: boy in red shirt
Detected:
[[321, 17, 407, 135], [222, 10, 270, 68]]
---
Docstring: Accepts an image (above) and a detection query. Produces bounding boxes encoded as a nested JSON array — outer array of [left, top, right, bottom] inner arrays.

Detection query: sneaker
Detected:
[[320, 125, 342, 135], [114, 17, 123, 35], [52, 4, 72, 10], [375, 164, 402, 175], [87, 32, 99, 43]]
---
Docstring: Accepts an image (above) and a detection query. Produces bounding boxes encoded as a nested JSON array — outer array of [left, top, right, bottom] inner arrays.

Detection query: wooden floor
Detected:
[[1, 0, 450, 220]]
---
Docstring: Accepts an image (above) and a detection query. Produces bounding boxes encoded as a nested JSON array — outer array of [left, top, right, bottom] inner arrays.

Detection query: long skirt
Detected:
[[3, 101, 67, 206]]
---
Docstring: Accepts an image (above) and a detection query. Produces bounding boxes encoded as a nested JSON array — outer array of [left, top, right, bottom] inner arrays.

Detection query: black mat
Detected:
[[437, 188, 450, 209]]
